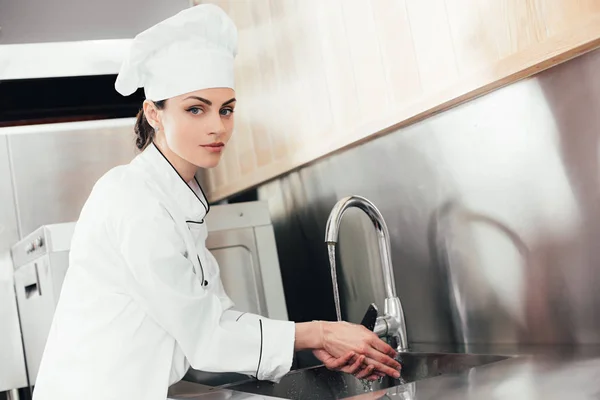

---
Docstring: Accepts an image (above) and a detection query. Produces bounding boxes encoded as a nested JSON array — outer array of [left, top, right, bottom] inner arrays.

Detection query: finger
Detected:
[[365, 373, 380, 381], [365, 347, 402, 371], [368, 370, 385, 378], [354, 364, 375, 380], [342, 354, 366, 374], [364, 369, 387, 381], [314, 350, 335, 367], [318, 350, 346, 369], [369, 336, 398, 359], [327, 351, 356, 370], [365, 358, 401, 379]]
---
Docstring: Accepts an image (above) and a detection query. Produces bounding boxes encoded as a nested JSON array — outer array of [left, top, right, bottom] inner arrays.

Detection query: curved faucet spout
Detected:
[[325, 195, 408, 351], [325, 196, 396, 299]]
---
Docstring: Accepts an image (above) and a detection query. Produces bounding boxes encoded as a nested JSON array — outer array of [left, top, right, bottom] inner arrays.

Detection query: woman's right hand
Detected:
[[320, 321, 401, 379], [313, 350, 378, 380]]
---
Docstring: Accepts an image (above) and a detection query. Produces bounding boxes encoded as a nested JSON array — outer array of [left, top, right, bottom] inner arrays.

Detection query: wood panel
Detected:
[[405, 0, 459, 93], [371, 0, 422, 105], [314, 0, 359, 139], [195, 0, 600, 201]]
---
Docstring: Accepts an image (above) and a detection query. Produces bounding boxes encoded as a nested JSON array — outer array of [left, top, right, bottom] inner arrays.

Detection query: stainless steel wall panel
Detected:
[[258, 48, 600, 346], [0, 134, 20, 250], [0, 135, 27, 391], [5, 119, 137, 236]]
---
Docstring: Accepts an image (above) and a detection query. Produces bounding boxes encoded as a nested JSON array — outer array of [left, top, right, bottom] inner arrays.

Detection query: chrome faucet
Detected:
[[325, 195, 408, 351]]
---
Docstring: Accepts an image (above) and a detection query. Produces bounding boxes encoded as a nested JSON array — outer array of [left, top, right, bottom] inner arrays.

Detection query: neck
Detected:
[[153, 138, 198, 182]]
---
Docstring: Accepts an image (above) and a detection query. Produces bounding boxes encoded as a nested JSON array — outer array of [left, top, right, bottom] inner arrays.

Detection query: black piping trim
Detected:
[[152, 143, 210, 220], [196, 255, 206, 287], [193, 175, 211, 214], [256, 319, 264, 379], [236, 312, 247, 322], [151, 144, 208, 287]]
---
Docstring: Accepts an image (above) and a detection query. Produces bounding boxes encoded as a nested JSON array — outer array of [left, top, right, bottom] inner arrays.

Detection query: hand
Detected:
[[313, 350, 380, 380], [320, 321, 401, 379]]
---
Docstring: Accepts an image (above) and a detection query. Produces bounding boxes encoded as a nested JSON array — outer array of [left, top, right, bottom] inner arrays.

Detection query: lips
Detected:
[[202, 142, 224, 147], [201, 142, 225, 153]]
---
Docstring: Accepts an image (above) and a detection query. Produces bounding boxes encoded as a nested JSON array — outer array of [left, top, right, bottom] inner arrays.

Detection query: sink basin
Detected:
[[224, 352, 510, 400], [182, 369, 250, 388]]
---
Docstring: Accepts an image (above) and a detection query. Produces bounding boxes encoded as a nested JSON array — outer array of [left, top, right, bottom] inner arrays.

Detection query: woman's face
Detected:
[[151, 87, 236, 169]]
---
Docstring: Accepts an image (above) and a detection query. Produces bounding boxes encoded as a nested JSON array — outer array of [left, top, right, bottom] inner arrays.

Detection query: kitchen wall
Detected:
[[257, 47, 600, 346], [197, 0, 600, 202]]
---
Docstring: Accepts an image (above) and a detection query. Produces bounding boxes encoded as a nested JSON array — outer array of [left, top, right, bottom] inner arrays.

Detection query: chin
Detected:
[[195, 156, 222, 169]]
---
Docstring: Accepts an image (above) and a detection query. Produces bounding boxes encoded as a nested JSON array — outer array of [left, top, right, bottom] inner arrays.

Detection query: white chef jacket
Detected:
[[32, 143, 295, 400]]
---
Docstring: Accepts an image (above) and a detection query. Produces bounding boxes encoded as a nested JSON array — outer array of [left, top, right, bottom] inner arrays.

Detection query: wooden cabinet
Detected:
[[195, 0, 600, 201]]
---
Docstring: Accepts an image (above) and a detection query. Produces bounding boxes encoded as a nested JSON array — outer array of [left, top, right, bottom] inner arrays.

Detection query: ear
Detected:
[[142, 100, 162, 131]]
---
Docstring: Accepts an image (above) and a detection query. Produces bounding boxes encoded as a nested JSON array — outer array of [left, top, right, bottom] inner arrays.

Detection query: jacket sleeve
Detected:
[[110, 188, 295, 382]]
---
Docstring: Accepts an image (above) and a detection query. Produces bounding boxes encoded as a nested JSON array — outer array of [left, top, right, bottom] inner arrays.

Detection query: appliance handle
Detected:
[[24, 263, 42, 298]]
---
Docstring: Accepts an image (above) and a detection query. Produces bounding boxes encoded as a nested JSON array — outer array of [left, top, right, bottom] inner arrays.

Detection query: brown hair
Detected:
[[134, 100, 166, 150]]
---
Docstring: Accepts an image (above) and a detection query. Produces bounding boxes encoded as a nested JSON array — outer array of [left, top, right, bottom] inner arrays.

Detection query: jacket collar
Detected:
[[133, 142, 210, 223]]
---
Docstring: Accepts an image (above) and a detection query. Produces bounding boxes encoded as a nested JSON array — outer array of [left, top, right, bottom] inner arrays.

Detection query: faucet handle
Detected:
[[360, 303, 379, 331]]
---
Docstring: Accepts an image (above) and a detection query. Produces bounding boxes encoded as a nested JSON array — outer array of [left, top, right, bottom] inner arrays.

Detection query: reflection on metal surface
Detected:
[[225, 352, 508, 400], [429, 200, 531, 347], [258, 48, 600, 346], [325, 195, 408, 351]]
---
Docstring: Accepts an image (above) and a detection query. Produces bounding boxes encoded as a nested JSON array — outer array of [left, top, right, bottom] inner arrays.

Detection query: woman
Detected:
[[33, 5, 401, 400]]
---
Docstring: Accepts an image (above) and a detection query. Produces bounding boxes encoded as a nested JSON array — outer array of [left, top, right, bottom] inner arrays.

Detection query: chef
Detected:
[[32, 5, 401, 400]]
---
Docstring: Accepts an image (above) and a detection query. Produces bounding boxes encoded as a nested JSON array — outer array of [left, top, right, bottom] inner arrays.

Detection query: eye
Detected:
[[188, 107, 203, 115], [220, 108, 234, 117]]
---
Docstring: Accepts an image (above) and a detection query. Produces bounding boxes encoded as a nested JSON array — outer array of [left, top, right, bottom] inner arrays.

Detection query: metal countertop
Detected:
[[168, 344, 600, 400]]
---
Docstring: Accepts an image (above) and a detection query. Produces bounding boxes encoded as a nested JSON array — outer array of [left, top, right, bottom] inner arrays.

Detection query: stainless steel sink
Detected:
[[223, 352, 510, 400]]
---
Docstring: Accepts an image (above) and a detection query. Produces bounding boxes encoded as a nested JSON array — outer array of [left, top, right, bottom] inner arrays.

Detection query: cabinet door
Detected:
[[206, 228, 267, 316]]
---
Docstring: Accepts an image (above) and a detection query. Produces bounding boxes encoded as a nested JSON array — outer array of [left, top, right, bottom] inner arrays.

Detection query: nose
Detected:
[[208, 111, 226, 136]]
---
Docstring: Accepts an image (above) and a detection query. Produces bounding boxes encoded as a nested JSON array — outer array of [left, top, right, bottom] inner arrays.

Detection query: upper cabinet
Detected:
[[195, 0, 600, 201]]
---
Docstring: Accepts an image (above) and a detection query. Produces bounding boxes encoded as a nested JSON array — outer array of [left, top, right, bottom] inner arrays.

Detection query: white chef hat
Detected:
[[115, 4, 237, 101]]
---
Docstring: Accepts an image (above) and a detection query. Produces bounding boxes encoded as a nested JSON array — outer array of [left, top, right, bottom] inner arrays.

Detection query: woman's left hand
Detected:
[[313, 350, 380, 381]]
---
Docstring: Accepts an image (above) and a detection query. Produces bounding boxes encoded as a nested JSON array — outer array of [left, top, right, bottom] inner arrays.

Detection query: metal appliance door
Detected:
[[0, 135, 28, 391], [206, 228, 267, 316], [13, 256, 56, 385]]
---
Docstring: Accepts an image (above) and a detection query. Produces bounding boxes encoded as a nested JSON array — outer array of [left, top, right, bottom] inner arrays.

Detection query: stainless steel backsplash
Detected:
[[257, 48, 600, 346]]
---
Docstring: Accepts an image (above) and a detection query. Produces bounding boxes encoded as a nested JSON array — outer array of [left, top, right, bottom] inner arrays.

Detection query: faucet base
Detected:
[[384, 297, 409, 351]]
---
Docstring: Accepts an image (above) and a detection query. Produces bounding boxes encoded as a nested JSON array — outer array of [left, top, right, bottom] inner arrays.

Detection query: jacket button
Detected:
[[204, 280, 208, 286]]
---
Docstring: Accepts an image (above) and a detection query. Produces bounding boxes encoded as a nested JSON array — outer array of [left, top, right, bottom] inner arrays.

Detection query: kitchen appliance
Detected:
[[205, 201, 288, 320], [11, 201, 287, 387], [11, 223, 75, 386]]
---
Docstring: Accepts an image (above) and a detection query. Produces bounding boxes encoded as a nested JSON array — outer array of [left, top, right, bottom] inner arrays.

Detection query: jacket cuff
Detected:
[[222, 309, 295, 382], [255, 317, 295, 382]]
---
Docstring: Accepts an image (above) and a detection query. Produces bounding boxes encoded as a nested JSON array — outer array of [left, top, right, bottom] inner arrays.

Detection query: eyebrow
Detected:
[[183, 96, 237, 107]]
